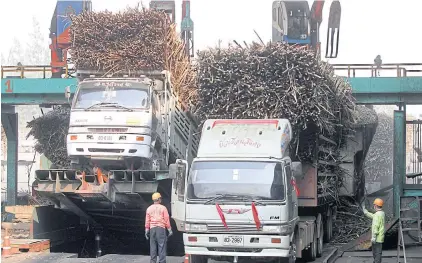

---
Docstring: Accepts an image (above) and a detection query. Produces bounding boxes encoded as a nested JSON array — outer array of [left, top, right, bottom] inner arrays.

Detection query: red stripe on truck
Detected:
[[216, 203, 229, 230], [212, 119, 279, 128], [251, 202, 261, 230]]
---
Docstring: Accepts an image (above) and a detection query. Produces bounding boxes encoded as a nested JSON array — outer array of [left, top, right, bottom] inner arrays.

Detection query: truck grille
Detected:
[[88, 128, 128, 133], [207, 224, 260, 233], [208, 248, 263, 253], [88, 148, 124, 153]]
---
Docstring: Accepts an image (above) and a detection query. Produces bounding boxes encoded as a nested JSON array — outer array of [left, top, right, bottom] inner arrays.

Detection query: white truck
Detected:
[[66, 70, 199, 172], [170, 119, 309, 263], [170, 118, 374, 263]]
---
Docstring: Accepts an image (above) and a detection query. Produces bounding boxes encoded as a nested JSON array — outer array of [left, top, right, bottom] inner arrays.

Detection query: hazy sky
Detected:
[[1, 0, 421, 114]]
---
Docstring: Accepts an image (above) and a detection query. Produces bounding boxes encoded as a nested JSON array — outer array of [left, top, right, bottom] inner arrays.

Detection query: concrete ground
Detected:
[[334, 246, 422, 263], [2, 253, 184, 263], [3, 245, 420, 263], [1, 247, 337, 263]]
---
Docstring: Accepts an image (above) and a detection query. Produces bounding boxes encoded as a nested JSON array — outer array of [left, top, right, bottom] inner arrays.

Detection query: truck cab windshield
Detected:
[[73, 80, 150, 110], [187, 161, 285, 202], [287, 6, 309, 39]]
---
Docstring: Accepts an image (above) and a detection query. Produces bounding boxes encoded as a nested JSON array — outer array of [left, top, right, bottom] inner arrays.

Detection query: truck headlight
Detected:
[[262, 225, 292, 234], [185, 223, 207, 232]]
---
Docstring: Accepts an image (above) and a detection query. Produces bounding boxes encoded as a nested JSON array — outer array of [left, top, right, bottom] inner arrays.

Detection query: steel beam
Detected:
[[393, 110, 406, 217], [2, 76, 422, 105], [1, 107, 18, 205], [348, 77, 422, 94], [1, 78, 77, 105], [353, 94, 422, 105]]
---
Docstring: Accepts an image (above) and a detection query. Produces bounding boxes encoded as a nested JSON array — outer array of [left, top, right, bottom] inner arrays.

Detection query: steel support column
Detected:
[[1, 106, 18, 205], [393, 110, 405, 217]]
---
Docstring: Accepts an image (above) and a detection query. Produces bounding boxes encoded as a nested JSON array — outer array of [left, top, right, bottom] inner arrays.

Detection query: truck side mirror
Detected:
[[291, 162, 303, 178], [169, 159, 189, 180], [168, 163, 178, 179], [65, 86, 71, 99]]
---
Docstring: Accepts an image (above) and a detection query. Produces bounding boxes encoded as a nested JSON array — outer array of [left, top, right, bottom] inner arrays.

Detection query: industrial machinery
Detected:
[[181, 0, 194, 58], [49, 0, 92, 78], [272, 0, 341, 58]]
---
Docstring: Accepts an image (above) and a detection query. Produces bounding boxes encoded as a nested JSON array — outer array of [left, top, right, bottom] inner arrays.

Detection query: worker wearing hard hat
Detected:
[[362, 198, 385, 263], [145, 192, 173, 263]]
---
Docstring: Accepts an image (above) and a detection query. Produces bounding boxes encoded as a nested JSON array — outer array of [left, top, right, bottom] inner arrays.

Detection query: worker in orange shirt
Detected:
[[145, 192, 173, 263]]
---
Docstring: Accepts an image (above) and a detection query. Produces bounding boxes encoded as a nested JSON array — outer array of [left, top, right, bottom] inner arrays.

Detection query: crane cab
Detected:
[[272, 1, 311, 45], [50, 0, 92, 78], [272, 0, 342, 58]]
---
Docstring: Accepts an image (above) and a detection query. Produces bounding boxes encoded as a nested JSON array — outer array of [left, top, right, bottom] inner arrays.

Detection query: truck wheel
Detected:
[[303, 225, 317, 261], [190, 255, 208, 263], [324, 208, 333, 242], [316, 222, 323, 257]]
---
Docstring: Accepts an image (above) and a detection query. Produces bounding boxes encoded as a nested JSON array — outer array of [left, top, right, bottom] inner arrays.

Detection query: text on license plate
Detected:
[[98, 135, 113, 141], [223, 235, 244, 246]]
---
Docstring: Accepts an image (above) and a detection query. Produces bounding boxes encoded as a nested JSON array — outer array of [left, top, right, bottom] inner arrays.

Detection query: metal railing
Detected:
[[1, 65, 69, 79], [332, 63, 422, 78]]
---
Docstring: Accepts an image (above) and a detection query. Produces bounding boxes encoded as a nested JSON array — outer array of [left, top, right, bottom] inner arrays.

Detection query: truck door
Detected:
[[171, 160, 188, 231]]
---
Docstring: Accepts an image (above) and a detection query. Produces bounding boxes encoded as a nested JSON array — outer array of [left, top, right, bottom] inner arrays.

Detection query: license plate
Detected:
[[223, 235, 244, 246], [98, 135, 113, 141]]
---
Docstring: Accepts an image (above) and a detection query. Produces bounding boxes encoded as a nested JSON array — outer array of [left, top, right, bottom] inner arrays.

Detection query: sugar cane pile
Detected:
[[69, 6, 196, 103], [194, 42, 356, 162], [26, 106, 70, 168], [331, 198, 372, 244], [331, 197, 395, 245]]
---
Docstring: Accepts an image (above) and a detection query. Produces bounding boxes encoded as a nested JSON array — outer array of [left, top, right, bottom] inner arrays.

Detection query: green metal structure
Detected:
[[1, 64, 422, 215]]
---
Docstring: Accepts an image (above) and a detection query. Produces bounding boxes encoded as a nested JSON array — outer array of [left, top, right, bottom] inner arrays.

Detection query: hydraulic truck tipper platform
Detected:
[[170, 118, 375, 263], [33, 69, 200, 256]]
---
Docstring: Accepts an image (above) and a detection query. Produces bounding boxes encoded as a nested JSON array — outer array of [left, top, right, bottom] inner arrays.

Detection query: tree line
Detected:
[[1, 16, 50, 66]]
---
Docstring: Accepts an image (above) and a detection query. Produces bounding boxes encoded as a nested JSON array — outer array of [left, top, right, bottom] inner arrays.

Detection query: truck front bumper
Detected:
[[67, 142, 151, 159], [67, 133, 152, 159], [184, 233, 290, 258]]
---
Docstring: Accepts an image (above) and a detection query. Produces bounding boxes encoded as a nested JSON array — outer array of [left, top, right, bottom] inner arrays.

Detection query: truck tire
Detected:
[[316, 222, 323, 257], [190, 255, 208, 263], [324, 208, 333, 242], [302, 225, 317, 262]]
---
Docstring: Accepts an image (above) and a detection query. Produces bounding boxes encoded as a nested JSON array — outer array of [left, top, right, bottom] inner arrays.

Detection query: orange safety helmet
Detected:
[[152, 192, 162, 201], [373, 198, 384, 207]]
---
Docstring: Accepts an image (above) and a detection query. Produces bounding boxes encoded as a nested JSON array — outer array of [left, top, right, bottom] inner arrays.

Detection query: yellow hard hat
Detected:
[[152, 192, 162, 201], [373, 198, 384, 207]]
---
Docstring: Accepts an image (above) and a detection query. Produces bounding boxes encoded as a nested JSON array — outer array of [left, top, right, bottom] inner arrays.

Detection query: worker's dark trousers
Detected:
[[150, 227, 167, 263], [372, 242, 382, 263]]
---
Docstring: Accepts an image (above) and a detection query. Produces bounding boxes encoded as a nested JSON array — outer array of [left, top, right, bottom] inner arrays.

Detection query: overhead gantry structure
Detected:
[[2, 64, 422, 209]]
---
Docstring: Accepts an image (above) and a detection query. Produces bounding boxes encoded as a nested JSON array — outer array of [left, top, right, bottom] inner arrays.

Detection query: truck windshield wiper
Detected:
[[269, 156, 283, 161], [204, 194, 236, 204], [85, 102, 133, 111], [204, 194, 266, 206]]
